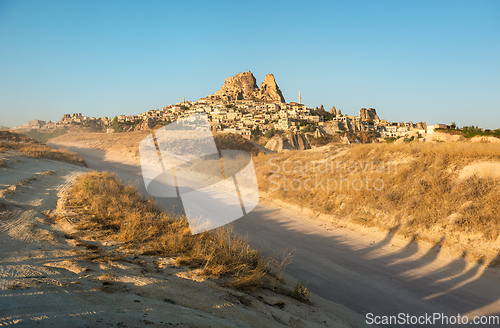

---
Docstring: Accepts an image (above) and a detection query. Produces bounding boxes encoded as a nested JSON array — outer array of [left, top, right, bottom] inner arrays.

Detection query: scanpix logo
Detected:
[[139, 113, 259, 234]]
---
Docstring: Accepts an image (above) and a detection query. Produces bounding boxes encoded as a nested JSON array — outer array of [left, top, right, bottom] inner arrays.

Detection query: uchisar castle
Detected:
[[13, 71, 429, 146]]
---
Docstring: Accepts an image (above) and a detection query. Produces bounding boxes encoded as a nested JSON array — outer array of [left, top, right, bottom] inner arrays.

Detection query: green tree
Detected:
[[403, 136, 415, 143], [312, 104, 331, 121], [264, 128, 276, 139], [112, 116, 123, 133], [301, 124, 316, 133], [252, 126, 260, 135], [251, 126, 261, 141]]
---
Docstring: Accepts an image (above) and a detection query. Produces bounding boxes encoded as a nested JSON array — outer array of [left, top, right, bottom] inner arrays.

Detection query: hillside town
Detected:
[[12, 71, 443, 141], [11, 100, 435, 137]]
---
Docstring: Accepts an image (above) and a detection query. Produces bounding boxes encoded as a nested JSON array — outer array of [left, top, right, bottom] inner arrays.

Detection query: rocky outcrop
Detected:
[[205, 71, 286, 103], [470, 136, 500, 143], [324, 121, 344, 133], [256, 74, 286, 103], [343, 132, 361, 144], [264, 136, 294, 152], [415, 121, 427, 130], [359, 108, 379, 121], [288, 132, 311, 150], [264, 132, 311, 151], [210, 71, 258, 102], [330, 106, 337, 116], [424, 132, 465, 143], [314, 128, 325, 139], [344, 119, 355, 133], [134, 117, 157, 131]]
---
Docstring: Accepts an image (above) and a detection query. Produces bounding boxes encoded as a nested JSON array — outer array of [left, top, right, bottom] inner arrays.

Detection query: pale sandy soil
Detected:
[[45, 141, 500, 326], [457, 161, 500, 181], [0, 151, 355, 327], [257, 197, 500, 319]]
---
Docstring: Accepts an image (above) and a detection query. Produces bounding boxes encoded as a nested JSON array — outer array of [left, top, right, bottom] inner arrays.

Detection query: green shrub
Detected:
[[403, 136, 414, 143], [290, 281, 310, 300]]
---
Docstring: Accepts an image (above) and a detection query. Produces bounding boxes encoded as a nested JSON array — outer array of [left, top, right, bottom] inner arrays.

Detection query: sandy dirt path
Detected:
[[49, 142, 500, 328], [0, 151, 355, 327]]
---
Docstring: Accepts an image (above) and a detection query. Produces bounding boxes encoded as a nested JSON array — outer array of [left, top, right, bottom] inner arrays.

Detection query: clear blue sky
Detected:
[[1, 0, 499, 129]]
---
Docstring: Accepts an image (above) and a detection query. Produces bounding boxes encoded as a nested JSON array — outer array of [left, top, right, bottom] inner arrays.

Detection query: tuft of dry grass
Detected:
[[255, 142, 500, 260], [64, 171, 290, 288], [290, 281, 310, 301], [0, 131, 86, 166]]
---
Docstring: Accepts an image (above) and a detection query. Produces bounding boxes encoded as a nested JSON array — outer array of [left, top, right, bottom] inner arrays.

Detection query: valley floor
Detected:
[[47, 141, 500, 328], [0, 152, 352, 327]]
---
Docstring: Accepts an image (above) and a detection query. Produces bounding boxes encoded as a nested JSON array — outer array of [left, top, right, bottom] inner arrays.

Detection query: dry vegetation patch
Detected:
[[64, 171, 290, 289], [51, 131, 263, 159], [0, 131, 86, 166], [255, 142, 500, 263], [50, 131, 151, 157]]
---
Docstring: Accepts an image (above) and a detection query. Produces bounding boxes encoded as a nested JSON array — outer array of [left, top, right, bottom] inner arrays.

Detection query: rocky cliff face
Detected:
[[359, 108, 379, 121], [211, 71, 259, 102], [256, 74, 286, 103], [324, 121, 344, 133], [206, 71, 286, 103], [133, 117, 156, 131], [264, 136, 294, 152], [288, 131, 311, 150], [264, 132, 310, 152], [415, 121, 427, 130]]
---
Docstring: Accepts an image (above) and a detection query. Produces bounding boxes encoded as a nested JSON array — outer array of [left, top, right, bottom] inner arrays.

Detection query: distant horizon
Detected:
[[1, 1, 499, 129], [3, 69, 496, 130], [5, 73, 469, 129]]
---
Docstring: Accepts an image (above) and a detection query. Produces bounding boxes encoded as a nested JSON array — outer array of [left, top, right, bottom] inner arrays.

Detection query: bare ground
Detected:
[[0, 151, 353, 327]]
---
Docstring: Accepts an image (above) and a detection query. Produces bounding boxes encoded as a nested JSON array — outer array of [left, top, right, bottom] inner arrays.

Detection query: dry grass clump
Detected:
[[368, 141, 500, 159], [0, 131, 86, 166], [65, 171, 288, 288], [15, 143, 86, 166], [255, 142, 500, 256]]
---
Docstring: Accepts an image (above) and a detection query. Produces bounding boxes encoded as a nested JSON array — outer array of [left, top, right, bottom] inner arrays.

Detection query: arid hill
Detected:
[[0, 130, 86, 167], [254, 142, 500, 266]]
